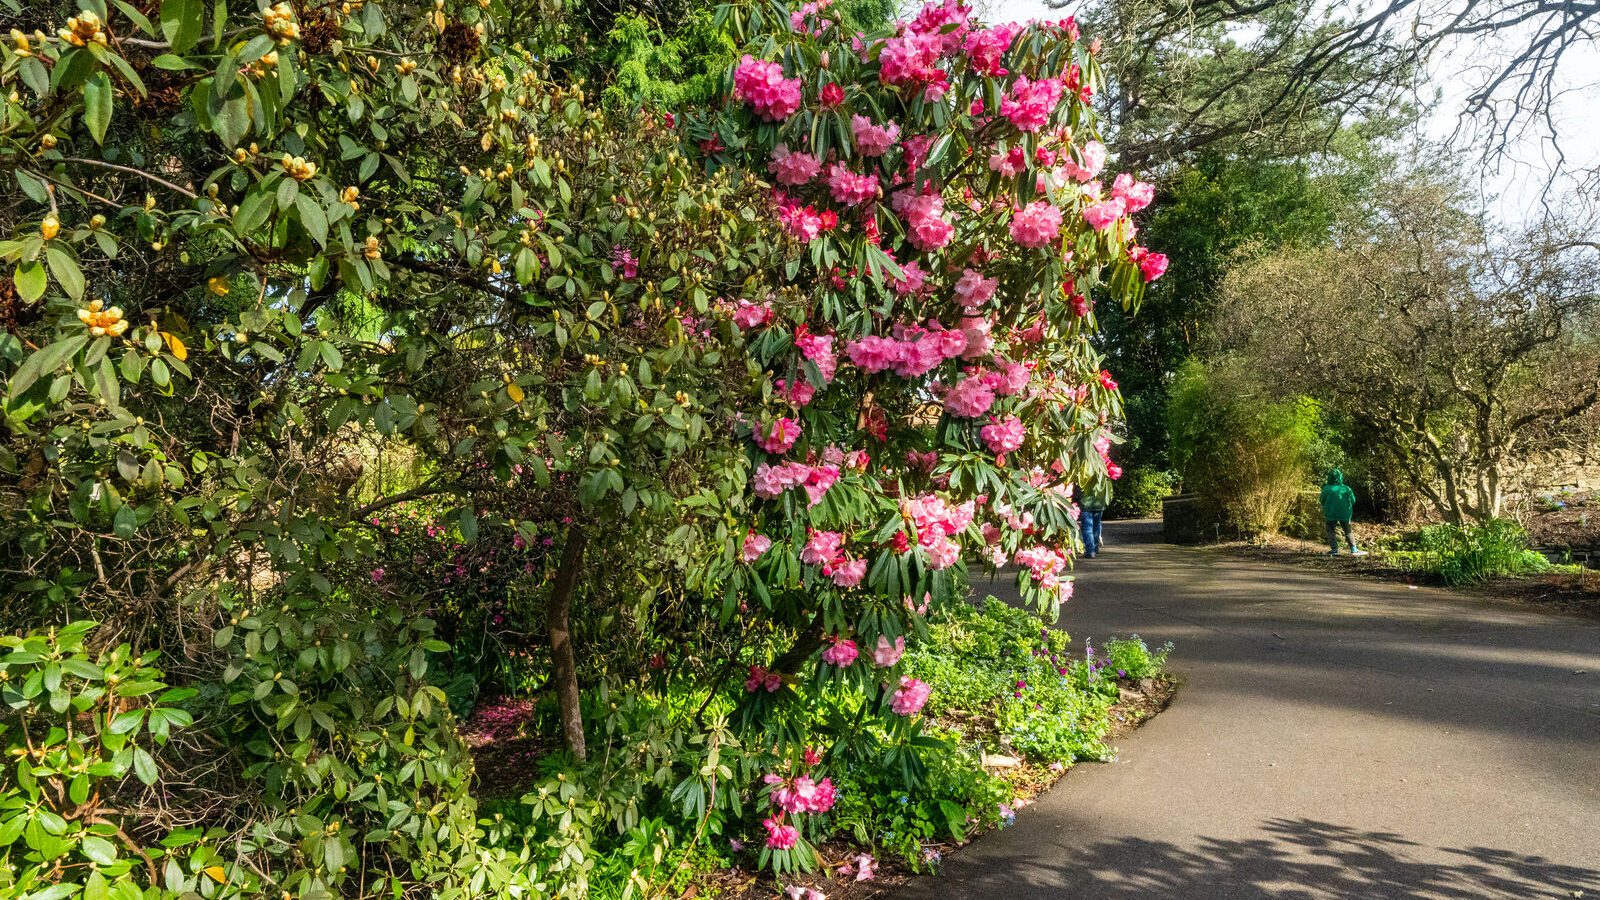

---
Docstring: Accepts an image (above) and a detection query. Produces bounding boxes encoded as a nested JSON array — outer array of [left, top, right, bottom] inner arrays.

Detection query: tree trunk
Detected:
[[548, 525, 587, 761]]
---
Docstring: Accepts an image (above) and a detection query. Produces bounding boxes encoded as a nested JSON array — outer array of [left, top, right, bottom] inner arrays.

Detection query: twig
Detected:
[[55, 157, 199, 200]]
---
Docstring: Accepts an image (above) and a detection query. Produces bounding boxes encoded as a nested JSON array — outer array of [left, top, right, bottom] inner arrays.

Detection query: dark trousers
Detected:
[[1325, 520, 1357, 553], [1082, 509, 1105, 556]]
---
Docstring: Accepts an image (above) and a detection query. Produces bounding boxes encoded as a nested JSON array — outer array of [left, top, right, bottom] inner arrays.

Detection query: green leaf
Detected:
[[45, 246, 85, 301], [212, 94, 250, 148], [83, 71, 113, 144], [80, 835, 118, 865], [151, 53, 199, 70], [8, 334, 87, 399], [294, 194, 327, 246], [14, 260, 46, 302], [160, 0, 204, 53], [113, 503, 138, 539], [131, 746, 158, 784]]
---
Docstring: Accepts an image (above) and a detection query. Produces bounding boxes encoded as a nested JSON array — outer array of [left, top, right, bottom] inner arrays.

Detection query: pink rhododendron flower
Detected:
[[957, 316, 994, 359], [830, 557, 867, 587], [925, 534, 961, 569], [1010, 200, 1063, 248], [873, 634, 906, 666], [1112, 172, 1155, 213], [733, 299, 775, 330], [851, 114, 902, 156], [801, 530, 845, 566], [802, 464, 840, 506], [878, 31, 945, 91], [1015, 545, 1069, 581], [1083, 197, 1126, 231], [822, 636, 859, 666], [954, 268, 997, 308], [763, 817, 799, 849], [944, 374, 996, 417], [1128, 245, 1168, 281], [980, 416, 1026, 455], [783, 888, 825, 900], [795, 330, 838, 382], [965, 24, 1018, 76], [984, 359, 1032, 396], [776, 377, 816, 407], [753, 461, 810, 498], [891, 259, 928, 294], [1058, 140, 1106, 182], [735, 55, 804, 121], [755, 417, 802, 454], [370, 567, 385, 583], [900, 135, 935, 175], [989, 145, 1027, 178], [1000, 76, 1064, 132], [742, 533, 773, 562], [769, 145, 822, 186], [821, 81, 845, 106], [890, 189, 955, 252], [825, 163, 880, 206], [891, 676, 932, 715], [909, 0, 972, 52], [1098, 369, 1118, 390], [777, 197, 826, 241], [746, 664, 783, 692]]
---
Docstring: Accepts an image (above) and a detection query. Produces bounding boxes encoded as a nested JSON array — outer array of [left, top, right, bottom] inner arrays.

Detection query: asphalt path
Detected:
[[896, 520, 1600, 899]]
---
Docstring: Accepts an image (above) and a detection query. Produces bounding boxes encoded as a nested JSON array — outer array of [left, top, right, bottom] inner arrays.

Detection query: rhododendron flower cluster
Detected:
[[891, 676, 932, 715], [795, 330, 838, 382], [1010, 200, 1064, 248], [943, 374, 996, 418], [1000, 76, 1064, 132], [846, 322, 968, 377], [767, 773, 839, 814], [753, 460, 841, 506], [1128, 245, 1169, 282], [755, 417, 802, 454], [851, 115, 901, 156], [954, 268, 998, 307], [873, 634, 906, 666], [980, 416, 1026, 455], [892, 189, 956, 251], [776, 377, 817, 407], [770, 145, 822, 186], [1083, 196, 1126, 231], [764, 817, 799, 849], [743, 533, 773, 563], [734, 55, 804, 121], [825, 163, 880, 206], [1112, 172, 1155, 213], [1058, 140, 1106, 182], [746, 665, 783, 693], [965, 24, 1019, 76], [821, 636, 859, 667], [733, 298, 775, 330]]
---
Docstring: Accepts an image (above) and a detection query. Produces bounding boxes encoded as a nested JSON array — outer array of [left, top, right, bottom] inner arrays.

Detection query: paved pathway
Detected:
[[897, 520, 1600, 899]]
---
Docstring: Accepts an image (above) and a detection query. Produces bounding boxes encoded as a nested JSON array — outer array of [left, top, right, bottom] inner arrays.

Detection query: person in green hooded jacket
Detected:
[[1319, 468, 1365, 556]]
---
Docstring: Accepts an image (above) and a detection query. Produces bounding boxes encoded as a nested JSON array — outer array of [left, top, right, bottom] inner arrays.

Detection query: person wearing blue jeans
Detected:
[[1319, 468, 1367, 556], [1076, 474, 1112, 559]]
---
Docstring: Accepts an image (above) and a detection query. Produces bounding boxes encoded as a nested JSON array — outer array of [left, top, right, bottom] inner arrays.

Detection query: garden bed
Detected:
[[704, 674, 1177, 900], [1222, 532, 1600, 617]]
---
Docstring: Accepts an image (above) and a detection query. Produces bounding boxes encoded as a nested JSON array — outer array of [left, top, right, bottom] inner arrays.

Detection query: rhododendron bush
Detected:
[[679, 0, 1164, 871]]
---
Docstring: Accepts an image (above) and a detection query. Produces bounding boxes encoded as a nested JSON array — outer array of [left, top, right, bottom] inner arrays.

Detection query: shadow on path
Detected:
[[942, 817, 1600, 899]]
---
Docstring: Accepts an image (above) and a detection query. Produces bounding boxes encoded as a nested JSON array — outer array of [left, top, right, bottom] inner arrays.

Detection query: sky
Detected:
[[983, 0, 1600, 222]]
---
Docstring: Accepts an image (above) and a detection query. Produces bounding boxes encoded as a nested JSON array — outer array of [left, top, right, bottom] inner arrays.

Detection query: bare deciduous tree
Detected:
[[1213, 177, 1600, 522]]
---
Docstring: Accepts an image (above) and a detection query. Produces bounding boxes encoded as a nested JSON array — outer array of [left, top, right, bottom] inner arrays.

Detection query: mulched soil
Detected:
[[1222, 533, 1600, 618], [703, 676, 1179, 900]]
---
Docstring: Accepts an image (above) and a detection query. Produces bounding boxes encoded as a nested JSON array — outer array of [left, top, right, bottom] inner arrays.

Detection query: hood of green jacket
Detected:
[[1326, 468, 1345, 486]]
